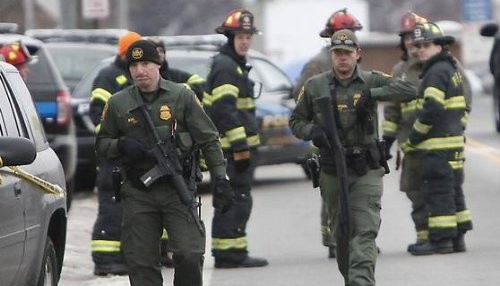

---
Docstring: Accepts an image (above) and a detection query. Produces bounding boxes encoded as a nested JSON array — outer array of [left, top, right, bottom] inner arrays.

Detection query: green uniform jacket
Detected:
[[290, 68, 416, 149], [96, 78, 226, 178]]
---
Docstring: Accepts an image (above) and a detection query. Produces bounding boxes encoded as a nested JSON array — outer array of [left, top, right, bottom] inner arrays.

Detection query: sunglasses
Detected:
[[331, 39, 357, 46]]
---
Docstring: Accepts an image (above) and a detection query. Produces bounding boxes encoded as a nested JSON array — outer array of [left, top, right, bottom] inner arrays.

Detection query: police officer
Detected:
[[401, 22, 473, 255], [292, 8, 363, 259], [89, 31, 142, 276], [0, 41, 31, 80], [383, 13, 473, 253], [289, 29, 416, 286], [96, 39, 233, 286], [203, 8, 268, 268], [149, 36, 206, 101]]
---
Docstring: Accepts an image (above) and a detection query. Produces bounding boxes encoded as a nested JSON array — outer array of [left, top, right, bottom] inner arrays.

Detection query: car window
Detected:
[[249, 58, 293, 93], [167, 56, 210, 79], [5, 71, 47, 147], [47, 46, 115, 81], [24, 47, 55, 86], [0, 74, 24, 137]]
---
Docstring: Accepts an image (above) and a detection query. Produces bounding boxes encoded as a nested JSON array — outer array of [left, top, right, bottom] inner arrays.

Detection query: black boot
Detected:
[[215, 255, 269, 268], [453, 233, 466, 252], [407, 239, 427, 253], [328, 245, 336, 259], [410, 239, 453, 256]]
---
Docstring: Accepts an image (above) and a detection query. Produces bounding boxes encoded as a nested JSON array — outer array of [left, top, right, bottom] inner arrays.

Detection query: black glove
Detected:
[[212, 176, 235, 213], [310, 125, 330, 148], [355, 89, 375, 117], [233, 149, 251, 172], [117, 137, 149, 161], [382, 135, 396, 160]]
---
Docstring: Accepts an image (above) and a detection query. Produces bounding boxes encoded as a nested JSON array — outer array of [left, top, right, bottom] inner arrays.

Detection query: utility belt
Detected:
[[319, 143, 382, 176]]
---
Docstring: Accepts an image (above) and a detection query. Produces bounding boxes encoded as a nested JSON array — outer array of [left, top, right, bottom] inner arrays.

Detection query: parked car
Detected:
[[0, 28, 77, 203], [71, 34, 311, 183], [24, 29, 123, 190], [0, 61, 67, 285]]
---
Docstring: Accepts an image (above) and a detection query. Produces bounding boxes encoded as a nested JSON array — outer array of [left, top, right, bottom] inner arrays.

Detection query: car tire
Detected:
[[494, 83, 500, 133], [37, 237, 59, 286]]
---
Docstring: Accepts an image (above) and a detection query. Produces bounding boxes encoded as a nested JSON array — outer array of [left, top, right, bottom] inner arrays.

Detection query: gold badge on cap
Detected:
[[160, 105, 171, 121], [337, 32, 348, 41], [131, 47, 144, 60]]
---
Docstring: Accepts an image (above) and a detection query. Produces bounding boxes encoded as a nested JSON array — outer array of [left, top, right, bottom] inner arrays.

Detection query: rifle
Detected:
[[129, 105, 204, 235], [313, 96, 350, 238]]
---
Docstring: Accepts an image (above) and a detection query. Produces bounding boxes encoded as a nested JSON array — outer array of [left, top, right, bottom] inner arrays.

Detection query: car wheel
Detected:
[[494, 84, 500, 133], [37, 237, 59, 286]]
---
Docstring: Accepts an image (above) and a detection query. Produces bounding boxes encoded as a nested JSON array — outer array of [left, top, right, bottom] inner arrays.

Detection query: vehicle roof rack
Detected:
[[25, 28, 129, 45]]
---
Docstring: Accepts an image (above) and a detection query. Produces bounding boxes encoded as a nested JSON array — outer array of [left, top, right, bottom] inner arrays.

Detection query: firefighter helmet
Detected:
[[413, 22, 455, 45], [319, 8, 363, 38], [399, 11, 428, 36], [0, 41, 31, 66], [215, 9, 259, 35]]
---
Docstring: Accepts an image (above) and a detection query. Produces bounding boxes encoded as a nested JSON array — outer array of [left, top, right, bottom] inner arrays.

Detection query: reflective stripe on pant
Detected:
[[320, 167, 384, 286], [422, 151, 457, 241], [211, 149, 257, 261], [453, 167, 473, 233], [121, 180, 205, 286]]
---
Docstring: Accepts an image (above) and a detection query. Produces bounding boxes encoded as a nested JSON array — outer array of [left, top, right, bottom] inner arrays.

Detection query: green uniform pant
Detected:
[[121, 180, 205, 286], [320, 167, 384, 286], [321, 199, 335, 247]]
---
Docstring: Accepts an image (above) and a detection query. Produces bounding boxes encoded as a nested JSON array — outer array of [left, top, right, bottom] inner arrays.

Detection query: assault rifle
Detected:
[[313, 96, 350, 237], [129, 105, 204, 235]]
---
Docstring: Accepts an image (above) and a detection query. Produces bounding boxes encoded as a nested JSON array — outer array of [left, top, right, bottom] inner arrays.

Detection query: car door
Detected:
[[0, 71, 26, 284]]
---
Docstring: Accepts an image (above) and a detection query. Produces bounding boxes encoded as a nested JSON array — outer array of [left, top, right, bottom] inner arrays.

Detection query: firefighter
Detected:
[[383, 13, 473, 253], [289, 29, 416, 286], [96, 39, 233, 286], [89, 31, 142, 276], [400, 22, 473, 255], [292, 8, 363, 258], [0, 41, 32, 80], [204, 8, 268, 268]]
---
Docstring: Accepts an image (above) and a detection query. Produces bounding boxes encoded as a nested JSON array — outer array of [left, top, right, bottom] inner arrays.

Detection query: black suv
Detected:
[[0, 28, 77, 201], [0, 61, 67, 285]]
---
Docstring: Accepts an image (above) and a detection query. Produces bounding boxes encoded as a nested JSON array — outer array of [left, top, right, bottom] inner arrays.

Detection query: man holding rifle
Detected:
[[95, 39, 234, 286], [289, 29, 416, 286]]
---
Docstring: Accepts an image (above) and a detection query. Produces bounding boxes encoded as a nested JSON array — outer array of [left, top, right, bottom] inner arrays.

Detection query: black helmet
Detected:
[[215, 9, 259, 35], [413, 22, 455, 45]]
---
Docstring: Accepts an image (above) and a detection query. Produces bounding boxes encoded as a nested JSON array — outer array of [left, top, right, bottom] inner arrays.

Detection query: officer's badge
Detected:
[[131, 47, 144, 60], [353, 93, 361, 106], [127, 116, 138, 124], [160, 105, 171, 121]]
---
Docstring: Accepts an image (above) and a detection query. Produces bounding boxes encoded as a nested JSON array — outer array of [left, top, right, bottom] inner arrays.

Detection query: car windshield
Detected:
[[46, 45, 115, 82]]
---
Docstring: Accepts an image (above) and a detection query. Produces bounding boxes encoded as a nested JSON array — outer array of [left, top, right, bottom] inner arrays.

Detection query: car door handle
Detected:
[[14, 182, 22, 198]]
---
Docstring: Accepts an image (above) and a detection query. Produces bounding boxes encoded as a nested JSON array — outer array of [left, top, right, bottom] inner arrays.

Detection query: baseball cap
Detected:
[[330, 29, 359, 52], [118, 31, 142, 56], [126, 40, 162, 66]]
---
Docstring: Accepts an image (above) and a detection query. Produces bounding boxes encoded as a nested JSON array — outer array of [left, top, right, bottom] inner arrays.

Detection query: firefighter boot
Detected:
[[410, 238, 453, 256], [453, 233, 466, 252], [215, 255, 269, 268], [407, 239, 428, 253]]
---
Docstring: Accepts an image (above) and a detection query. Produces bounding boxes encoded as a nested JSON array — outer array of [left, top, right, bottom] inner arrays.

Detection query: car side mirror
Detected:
[[480, 23, 498, 37], [0, 137, 36, 167], [253, 81, 263, 99]]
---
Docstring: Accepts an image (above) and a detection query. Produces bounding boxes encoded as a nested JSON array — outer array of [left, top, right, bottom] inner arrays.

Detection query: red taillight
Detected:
[[56, 91, 72, 126]]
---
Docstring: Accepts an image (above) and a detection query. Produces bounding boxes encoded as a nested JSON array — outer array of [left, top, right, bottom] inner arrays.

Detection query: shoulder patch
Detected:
[[297, 86, 305, 102], [101, 102, 109, 120]]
